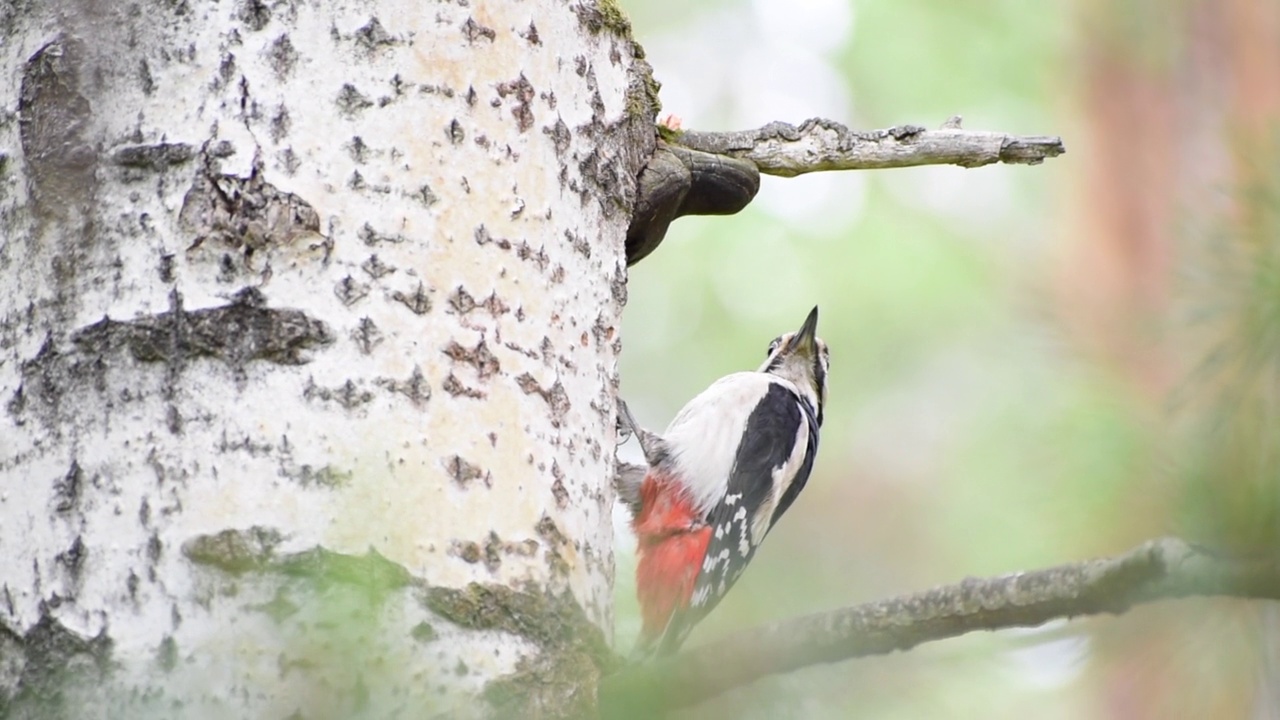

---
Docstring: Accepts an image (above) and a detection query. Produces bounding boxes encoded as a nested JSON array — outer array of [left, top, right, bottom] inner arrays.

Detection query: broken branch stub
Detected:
[[625, 141, 760, 266]]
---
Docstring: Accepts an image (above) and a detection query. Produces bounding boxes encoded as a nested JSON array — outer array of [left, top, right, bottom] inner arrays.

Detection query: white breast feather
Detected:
[[662, 372, 804, 516]]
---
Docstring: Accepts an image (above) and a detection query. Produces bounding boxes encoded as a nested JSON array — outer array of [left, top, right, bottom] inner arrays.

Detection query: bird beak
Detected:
[[790, 306, 819, 357]]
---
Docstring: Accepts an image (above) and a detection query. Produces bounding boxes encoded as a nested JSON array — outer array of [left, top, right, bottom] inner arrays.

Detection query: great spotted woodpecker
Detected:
[[617, 307, 829, 657]]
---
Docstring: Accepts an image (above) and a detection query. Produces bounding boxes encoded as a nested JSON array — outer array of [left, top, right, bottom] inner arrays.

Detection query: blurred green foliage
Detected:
[[616, 0, 1279, 717], [1176, 146, 1280, 554]]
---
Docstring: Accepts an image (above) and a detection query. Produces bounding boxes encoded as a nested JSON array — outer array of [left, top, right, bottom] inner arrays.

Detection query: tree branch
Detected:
[[623, 116, 1064, 265], [673, 116, 1065, 177], [600, 537, 1280, 716]]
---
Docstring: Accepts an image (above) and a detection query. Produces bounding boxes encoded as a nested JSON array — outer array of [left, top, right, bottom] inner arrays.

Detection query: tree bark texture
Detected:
[[0, 1, 656, 717]]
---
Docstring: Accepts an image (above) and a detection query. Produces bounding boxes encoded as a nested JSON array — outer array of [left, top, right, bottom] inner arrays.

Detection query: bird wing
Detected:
[[654, 381, 817, 656]]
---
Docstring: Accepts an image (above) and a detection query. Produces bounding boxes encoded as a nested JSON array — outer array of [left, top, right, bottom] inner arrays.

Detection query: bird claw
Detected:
[[616, 400, 635, 442]]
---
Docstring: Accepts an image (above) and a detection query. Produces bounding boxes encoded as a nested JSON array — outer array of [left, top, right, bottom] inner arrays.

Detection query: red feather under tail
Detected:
[[632, 472, 711, 653]]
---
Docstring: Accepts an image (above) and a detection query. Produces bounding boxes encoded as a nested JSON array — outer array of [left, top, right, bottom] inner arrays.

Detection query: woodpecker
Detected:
[[618, 306, 829, 658]]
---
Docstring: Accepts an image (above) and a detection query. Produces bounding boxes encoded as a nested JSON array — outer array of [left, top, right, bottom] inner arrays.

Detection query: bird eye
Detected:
[[767, 338, 782, 356]]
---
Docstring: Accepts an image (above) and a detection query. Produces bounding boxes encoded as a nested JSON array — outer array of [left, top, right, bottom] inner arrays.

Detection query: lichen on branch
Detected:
[[674, 116, 1066, 177]]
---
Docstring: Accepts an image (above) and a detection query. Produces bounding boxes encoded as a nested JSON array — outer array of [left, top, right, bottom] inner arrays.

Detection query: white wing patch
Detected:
[[733, 506, 751, 557]]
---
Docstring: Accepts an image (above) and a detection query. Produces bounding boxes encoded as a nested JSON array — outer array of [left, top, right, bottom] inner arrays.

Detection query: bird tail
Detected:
[[613, 461, 647, 522]]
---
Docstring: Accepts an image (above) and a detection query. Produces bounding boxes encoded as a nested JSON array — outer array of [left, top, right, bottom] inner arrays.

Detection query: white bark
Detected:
[[0, 0, 653, 717]]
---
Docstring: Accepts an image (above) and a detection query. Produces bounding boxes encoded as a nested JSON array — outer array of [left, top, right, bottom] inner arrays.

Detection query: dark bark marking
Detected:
[[19, 35, 97, 221], [443, 339, 499, 380], [70, 287, 334, 369], [351, 316, 383, 354], [443, 455, 488, 489], [52, 461, 83, 513], [483, 533, 502, 571], [269, 104, 290, 142], [217, 429, 274, 457], [447, 118, 465, 144], [573, 0, 632, 36], [0, 611, 114, 713], [591, 313, 615, 346], [452, 532, 539, 574], [543, 118, 570, 156], [277, 147, 300, 175], [138, 58, 155, 95], [336, 83, 373, 117], [411, 183, 438, 208], [360, 254, 394, 279], [515, 374, 570, 427], [447, 287, 510, 318], [303, 378, 373, 410], [461, 17, 495, 43], [216, 52, 237, 90], [9, 288, 329, 429], [392, 282, 432, 315], [411, 622, 437, 643], [535, 515, 572, 580], [181, 526, 283, 574], [515, 241, 549, 271], [375, 366, 431, 407], [4, 384, 25, 424], [334, 275, 370, 306], [418, 82, 455, 99], [111, 142, 195, 170], [266, 34, 297, 80], [239, 0, 271, 31], [473, 224, 509, 249], [156, 635, 178, 673], [564, 230, 590, 258], [357, 222, 408, 245], [575, 144, 626, 217], [179, 153, 322, 260], [454, 540, 483, 564], [147, 534, 163, 564], [285, 464, 352, 489], [183, 531, 417, 595], [158, 253, 176, 283], [519, 22, 541, 45], [441, 373, 484, 399], [354, 17, 397, 52], [495, 74, 535, 132], [610, 262, 628, 306], [55, 535, 86, 584], [425, 582, 613, 718], [346, 135, 369, 163], [550, 461, 568, 509]]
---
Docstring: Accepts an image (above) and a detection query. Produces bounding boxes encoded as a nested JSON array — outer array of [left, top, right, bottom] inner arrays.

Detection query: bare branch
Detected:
[[673, 117, 1066, 177], [600, 537, 1280, 716]]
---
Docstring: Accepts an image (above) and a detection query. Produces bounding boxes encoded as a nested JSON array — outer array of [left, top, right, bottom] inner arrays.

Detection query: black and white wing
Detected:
[[655, 381, 819, 655]]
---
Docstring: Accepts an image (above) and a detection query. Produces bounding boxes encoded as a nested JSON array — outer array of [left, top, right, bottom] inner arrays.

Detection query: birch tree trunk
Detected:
[[0, 0, 655, 717]]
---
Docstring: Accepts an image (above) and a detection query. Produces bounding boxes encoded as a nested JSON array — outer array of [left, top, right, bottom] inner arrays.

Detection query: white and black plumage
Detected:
[[618, 306, 830, 658]]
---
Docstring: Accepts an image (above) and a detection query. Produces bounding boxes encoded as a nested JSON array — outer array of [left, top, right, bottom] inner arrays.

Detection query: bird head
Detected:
[[759, 306, 830, 425]]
